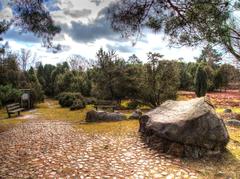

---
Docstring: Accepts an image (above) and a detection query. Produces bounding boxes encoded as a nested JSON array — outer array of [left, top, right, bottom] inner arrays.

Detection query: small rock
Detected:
[[129, 109, 143, 119], [226, 119, 240, 127], [224, 109, 232, 113]]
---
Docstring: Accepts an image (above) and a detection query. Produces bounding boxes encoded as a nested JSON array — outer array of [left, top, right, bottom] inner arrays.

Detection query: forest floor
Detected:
[[0, 91, 240, 178]]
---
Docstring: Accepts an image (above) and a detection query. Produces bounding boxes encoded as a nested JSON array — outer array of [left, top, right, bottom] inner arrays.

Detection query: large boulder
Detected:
[[139, 97, 229, 158], [86, 110, 127, 122]]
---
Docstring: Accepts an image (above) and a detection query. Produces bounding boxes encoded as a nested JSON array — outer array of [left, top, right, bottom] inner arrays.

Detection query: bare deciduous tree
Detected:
[[68, 55, 93, 71], [17, 48, 37, 71]]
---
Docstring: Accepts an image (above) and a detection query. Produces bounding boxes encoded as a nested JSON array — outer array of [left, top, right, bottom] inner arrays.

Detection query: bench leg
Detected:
[[8, 113, 11, 118], [18, 111, 20, 116]]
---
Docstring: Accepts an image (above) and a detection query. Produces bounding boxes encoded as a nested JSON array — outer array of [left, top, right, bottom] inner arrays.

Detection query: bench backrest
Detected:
[[6, 103, 21, 112]]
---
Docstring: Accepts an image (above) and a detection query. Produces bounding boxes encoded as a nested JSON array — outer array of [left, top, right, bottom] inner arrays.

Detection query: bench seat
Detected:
[[94, 101, 118, 112], [6, 103, 24, 118], [8, 108, 24, 114]]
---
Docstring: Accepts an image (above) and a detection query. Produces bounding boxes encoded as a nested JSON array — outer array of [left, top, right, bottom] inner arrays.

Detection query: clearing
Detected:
[[0, 92, 240, 178]]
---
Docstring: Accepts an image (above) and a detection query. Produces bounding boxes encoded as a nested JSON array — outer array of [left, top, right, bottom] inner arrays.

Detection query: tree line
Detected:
[[0, 45, 239, 108]]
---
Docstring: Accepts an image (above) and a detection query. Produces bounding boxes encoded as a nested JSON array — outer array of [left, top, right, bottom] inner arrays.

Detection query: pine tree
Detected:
[[195, 64, 208, 97], [37, 63, 46, 88], [28, 67, 44, 103]]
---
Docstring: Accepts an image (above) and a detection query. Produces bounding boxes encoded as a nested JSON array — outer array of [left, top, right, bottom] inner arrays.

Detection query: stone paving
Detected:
[[0, 117, 200, 178]]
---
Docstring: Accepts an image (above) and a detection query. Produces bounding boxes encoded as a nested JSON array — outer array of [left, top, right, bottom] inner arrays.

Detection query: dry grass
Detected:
[[36, 99, 92, 123], [0, 108, 8, 119], [216, 107, 240, 114], [75, 120, 139, 136], [37, 99, 138, 136], [227, 127, 240, 160], [0, 107, 29, 133], [0, 104, 39, 133]]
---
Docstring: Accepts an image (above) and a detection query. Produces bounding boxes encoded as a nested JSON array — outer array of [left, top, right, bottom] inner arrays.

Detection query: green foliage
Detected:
[[0, 51, 21, 88], [27, 67, 44, 103], [37, 63, 45, 88], [43, 64, 56, 96], [70, 99, 86, 111], [218, 64, 235, 90], [58, 92, 84, 108], [179, 62, 194, 90], [140, 53, 180, 107], [109, 0, 240, 60], [8, 0, 60, 46], [214, 69, 223, 90], [91, 48, 140, 100], [204, 64, 215, 91], [0, 85, 22, 106], [127, 100, 139, 109], [197, 45, 222, 69], [195, 64, 208, 97]]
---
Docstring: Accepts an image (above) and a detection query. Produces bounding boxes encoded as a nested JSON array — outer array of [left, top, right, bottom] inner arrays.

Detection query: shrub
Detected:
[[58, 92, 83, 107], [0, 85, 22, 106], [127, 100, 139, 109], [30, 83, 44, 104], [70, 99, 86, 111]]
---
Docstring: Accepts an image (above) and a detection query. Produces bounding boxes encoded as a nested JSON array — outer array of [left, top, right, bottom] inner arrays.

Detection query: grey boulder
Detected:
[[226, 119, 240, 127], [129, 109, 142, 119], [139, 97, 229, 158], [86, 110, 127, 122], [224, 108, 232, 113]]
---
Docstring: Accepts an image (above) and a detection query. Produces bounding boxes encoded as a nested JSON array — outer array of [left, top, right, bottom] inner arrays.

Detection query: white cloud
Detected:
[[1, 0, 201, 65], [0, 7, 13, 20]]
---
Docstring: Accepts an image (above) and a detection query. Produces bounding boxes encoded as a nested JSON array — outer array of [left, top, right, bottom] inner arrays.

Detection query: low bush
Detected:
[[0, 85, 22, 106], [58, 92, 84, 107], [127, 100, 139, 109], [70, 99, 86, 111]]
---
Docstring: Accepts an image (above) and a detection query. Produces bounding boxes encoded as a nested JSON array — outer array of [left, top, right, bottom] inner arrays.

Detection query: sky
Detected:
[[0, 0, 202, 65]]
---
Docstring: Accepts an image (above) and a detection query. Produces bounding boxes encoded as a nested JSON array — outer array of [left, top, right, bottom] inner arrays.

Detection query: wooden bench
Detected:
[[6, 103, 24, 118], [94, 100, 118, 112]]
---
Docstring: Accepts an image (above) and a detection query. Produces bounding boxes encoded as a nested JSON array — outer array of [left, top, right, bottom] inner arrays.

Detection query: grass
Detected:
[[37, 99, 138, 136], [0, 108, 8, 119], [0, 107, 28, 133], [75, 120, 139, 136], [36, 99, 92, 123], [216, 107, 240, 114], [0, 117, 27, 133], [227, 127, 240, 160]]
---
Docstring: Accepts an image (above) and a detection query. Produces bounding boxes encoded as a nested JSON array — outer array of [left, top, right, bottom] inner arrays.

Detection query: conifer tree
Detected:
[[195, 64, 208, 97]]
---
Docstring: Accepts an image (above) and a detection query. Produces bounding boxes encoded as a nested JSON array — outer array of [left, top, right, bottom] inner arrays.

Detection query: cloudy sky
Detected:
[[0, 0, 202, 65]]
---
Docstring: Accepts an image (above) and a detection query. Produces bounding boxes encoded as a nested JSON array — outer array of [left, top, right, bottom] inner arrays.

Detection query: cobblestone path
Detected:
[[0, 117, 200, 178]]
